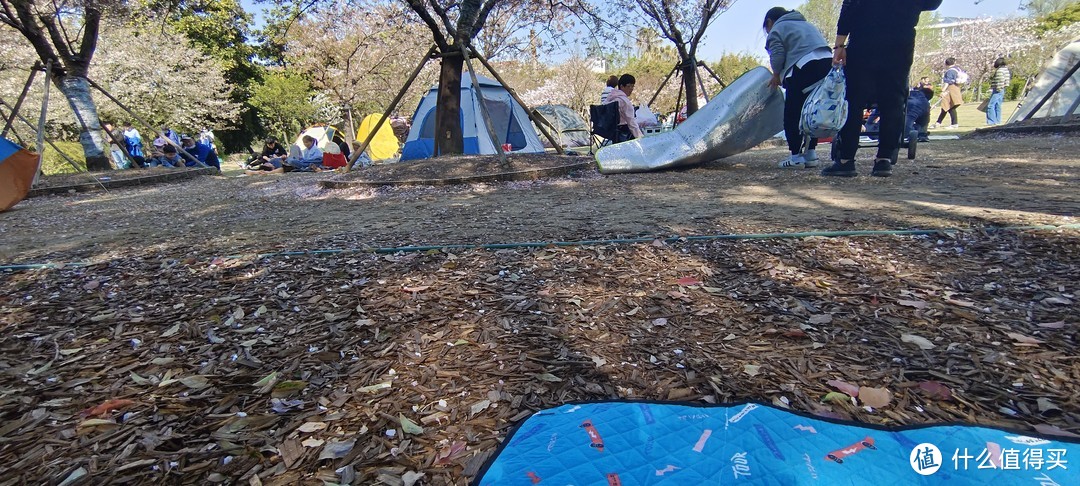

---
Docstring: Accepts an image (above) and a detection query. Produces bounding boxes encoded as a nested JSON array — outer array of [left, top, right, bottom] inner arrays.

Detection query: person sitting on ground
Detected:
[[196, 127, 221, 168], [103, 122, 132, 169], [150, 136, 167, 159], [245, 135, 324, 175], [906, 87, 934, 142], [246, 137, 287, 169], [599, 75, 618, 104], [177, 135, 206, 167], [123, 123, 146, 168], [764, 6, 833, 169], [148, 144, 184, 168], [162, 127, 181, 146], [606, 74, 644, 143], [178, 134, 220, 169], [285, 135, 324, 171]]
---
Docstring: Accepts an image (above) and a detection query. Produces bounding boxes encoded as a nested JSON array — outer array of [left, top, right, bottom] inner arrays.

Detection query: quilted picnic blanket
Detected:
[[474, 401, 1079, 485]]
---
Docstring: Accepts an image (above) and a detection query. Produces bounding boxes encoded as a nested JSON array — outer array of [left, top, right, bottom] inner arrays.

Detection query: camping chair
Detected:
[[588, 102, 619, 155]]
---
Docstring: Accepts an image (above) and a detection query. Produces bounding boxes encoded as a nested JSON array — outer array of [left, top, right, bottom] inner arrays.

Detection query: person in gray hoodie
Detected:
[[764, 7, 833, 169]]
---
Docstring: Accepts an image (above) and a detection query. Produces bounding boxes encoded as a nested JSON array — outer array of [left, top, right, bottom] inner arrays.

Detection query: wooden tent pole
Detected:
[[673, 75, 685, 128], [0, 106, 28, 146], [2, 63, 38, 138], [32, 61, 52, 186], [82, 77, 207, 168], [647, 65, 679, 108], [695, 62, 710, 102], [461, 45, 508, 165], [346, 45, 436, 171], [698, 61, 727, 90], [0, 96, 84, 173], [467, 46, 565, 155]]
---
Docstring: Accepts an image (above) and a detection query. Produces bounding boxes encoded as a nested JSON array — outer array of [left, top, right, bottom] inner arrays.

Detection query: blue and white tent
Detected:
[[400, 74, 545, 161]]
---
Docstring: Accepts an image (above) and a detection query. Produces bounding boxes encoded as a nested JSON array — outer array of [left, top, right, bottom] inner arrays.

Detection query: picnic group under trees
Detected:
[[103, 123, 220, 170]]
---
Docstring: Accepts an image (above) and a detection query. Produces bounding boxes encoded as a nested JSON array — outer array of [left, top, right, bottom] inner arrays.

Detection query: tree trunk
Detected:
[[434, 51, 465, 157], [682, 58, 700, 117], [55, 75, 110, 171]]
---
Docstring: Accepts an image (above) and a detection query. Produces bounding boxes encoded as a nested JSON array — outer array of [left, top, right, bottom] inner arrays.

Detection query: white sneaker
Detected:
[[802, 149, 819, 168], [947, 124, 960, 130], [930, 123, 940, 129], [779, 154, 806, 168]]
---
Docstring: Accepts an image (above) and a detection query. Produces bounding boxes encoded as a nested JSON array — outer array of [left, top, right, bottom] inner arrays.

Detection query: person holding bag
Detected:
[[764, 7, 834, 169], [986, 58, 1011, 125], [823, 0, 942, 178], [933, 58, 965, 129]]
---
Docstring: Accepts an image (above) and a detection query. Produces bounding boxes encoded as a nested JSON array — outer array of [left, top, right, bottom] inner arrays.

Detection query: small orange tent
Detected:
[[0, 137, 39, 212]]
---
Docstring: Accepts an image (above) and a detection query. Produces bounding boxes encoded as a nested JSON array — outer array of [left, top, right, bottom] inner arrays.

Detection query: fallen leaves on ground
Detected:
[[0, 230, 1077, 484]]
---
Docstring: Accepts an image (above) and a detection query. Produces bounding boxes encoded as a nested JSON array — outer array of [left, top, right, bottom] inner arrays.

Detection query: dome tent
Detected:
[[400, 74, 545, 160], [355, 114, 400, 161], [533, 104, 591, 148], [0, 137, 39, 212], [295, 124, 346, 155], [1008, 36, 1080, 123]]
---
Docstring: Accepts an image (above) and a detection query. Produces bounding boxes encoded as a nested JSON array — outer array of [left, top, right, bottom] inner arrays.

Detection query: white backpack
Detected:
[[800, 66, 849, 139], [953, 67, 969, 85]]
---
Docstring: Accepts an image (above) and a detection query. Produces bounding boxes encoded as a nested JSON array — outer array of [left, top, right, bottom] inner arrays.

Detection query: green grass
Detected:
[[928, 100, 1021, 136], [40, 141, 87, 175]]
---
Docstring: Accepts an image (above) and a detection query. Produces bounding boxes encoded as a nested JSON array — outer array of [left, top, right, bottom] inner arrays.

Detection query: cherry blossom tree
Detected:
[[0, 0, 111, 169], [283, 0, 435, 137], [925, 18, 1040, 99], [619, 0, 736, 117], [520, 57, 602, 114], [1, 16, 238, 151]]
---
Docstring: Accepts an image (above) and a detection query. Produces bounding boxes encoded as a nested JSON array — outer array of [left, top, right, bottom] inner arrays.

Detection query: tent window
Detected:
[[419, 109, 437, 139], [419, 108, 468, 140]]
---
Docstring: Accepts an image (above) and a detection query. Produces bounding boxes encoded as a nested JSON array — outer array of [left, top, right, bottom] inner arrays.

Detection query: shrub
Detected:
[[1006, 77, 1026, 101]]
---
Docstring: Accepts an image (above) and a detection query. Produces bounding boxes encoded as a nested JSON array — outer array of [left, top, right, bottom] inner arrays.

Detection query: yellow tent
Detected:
[[355, 114, 399, 161]]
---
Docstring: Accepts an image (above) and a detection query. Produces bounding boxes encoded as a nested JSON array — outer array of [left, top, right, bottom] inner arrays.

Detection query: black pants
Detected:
[[783, 58, 832, 155], [837, 47, 912, 161], [935, 107, 957, 125]]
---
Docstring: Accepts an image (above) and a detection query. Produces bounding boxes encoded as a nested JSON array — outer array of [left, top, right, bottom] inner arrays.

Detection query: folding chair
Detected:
[[588, 102, 619, 155]]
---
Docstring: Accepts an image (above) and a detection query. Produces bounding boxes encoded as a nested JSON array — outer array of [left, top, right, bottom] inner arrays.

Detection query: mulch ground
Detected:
[[326, 153, 591, 184], [1, 228, 1077, 485], [3, 135, 1078, 485], [30, 167, 214, 190]]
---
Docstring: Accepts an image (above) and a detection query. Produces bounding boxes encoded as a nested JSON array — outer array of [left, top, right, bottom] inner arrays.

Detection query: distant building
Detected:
[[586, 57, 608, 74]]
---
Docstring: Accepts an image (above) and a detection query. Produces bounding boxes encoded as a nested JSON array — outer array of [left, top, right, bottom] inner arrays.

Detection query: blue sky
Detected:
[[697, 0, 1029, 61], [240, 0, 1030, 62]]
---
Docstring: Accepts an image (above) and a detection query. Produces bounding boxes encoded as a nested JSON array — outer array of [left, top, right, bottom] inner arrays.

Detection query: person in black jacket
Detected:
[[246, 137, 288, 170], [822, 0, 942, 178]]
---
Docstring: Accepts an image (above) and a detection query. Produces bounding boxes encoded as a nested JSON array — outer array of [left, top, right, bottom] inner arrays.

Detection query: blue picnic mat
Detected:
[[474, 401, 1079, 485]]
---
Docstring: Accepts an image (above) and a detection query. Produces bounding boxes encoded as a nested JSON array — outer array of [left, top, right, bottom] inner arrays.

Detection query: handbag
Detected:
[[800, 66, 849, 139], [976, 98, 990, 113]]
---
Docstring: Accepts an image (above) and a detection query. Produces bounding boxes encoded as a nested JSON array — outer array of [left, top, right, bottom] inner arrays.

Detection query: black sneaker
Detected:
[[821, 160, 857, 177], [871, 158, 892, 177]]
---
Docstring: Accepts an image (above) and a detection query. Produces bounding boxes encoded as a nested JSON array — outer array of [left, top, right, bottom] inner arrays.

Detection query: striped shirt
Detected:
[[990, 66, 1011, 92]]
